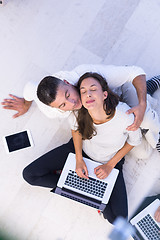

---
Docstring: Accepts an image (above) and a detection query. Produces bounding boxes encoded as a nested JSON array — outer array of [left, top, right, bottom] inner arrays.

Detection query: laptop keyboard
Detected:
[[137, 214, 160, 240], [64, 170, 107, 198]]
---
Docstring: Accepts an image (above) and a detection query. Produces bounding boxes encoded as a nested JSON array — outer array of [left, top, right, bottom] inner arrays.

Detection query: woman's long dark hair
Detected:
[[76, 72, 119, 140]]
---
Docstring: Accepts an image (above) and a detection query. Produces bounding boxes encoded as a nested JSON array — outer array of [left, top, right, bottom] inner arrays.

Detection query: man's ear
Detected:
[[103, 91, 108, 100], [63, 80, 70, 85]]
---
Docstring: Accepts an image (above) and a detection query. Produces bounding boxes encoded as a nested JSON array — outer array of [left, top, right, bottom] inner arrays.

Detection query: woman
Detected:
[[69, 72, 142, 223], [23, 72, 159, 224]]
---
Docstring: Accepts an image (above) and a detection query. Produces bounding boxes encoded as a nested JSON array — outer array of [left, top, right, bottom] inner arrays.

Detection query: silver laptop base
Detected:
[[54, 187, 106, 211]]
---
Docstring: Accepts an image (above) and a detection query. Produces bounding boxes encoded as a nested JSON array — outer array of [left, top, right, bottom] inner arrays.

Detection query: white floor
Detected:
[[0, 0, 160, 239]]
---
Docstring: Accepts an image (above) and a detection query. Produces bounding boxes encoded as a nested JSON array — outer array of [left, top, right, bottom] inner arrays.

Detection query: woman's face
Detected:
[[79, 77, 107, 110]]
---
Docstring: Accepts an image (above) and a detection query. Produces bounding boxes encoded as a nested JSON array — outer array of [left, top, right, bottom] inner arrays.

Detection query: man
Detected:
[[2, 64, 148, 131]]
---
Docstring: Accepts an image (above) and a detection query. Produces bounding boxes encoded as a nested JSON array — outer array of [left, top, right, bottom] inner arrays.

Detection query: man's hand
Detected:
[[76, 158, 89, 179], [1, 94, 32, 118], [126, 103, 146, 131], [154, 206, 160, 222], [94, 163, 113, 179]]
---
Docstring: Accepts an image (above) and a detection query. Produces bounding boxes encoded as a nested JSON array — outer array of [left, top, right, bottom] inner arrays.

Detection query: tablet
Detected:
[[3, 130, 34, 154]]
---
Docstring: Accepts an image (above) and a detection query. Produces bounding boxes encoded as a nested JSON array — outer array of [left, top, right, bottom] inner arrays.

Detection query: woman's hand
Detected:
[[76, 158, 89, 179], [94, 163, 114, 179], [154, 206, 160, 222]]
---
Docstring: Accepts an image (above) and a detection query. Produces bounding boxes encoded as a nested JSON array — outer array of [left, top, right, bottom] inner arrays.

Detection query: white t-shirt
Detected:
[[69, 102, 142, 163], [23, 64, 146, 118]]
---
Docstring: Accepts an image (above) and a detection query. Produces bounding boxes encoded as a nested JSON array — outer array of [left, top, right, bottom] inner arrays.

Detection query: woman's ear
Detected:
[[103, 91, 108, 100]]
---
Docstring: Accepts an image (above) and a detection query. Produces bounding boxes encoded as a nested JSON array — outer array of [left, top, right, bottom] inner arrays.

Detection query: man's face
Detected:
[[50, 81, 82, 111]]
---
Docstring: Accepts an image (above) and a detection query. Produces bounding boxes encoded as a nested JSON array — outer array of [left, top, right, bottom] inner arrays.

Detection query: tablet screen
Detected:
[[5, 131, 32, 152]]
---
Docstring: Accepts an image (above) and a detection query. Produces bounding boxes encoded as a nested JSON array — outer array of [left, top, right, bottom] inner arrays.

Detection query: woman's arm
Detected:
[[94, 142, 134, 179], [71, 130, 88, 179]]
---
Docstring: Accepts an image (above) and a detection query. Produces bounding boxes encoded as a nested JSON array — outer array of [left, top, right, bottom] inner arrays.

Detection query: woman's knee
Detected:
[[22, 165, 37, 186]]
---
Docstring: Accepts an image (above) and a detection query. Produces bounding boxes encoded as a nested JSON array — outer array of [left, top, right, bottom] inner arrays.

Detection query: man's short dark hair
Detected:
[[37, 76, 63, 105]]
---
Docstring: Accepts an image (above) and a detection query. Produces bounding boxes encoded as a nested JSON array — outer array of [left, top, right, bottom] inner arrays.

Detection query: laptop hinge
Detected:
[[54, 187, 106, 211], [132, 226, 144, 240]]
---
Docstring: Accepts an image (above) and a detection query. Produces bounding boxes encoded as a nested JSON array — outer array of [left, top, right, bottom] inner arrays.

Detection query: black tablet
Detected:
[[3, 130, 34, 153]]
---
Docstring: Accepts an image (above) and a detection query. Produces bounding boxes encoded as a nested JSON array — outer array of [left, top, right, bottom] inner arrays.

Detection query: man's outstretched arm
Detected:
[[1, 94, 32, 118]]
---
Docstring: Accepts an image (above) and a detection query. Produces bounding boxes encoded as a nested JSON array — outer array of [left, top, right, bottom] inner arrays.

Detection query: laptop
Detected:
[[130, 199, 160, 240], [54, 153, 119, 211]]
